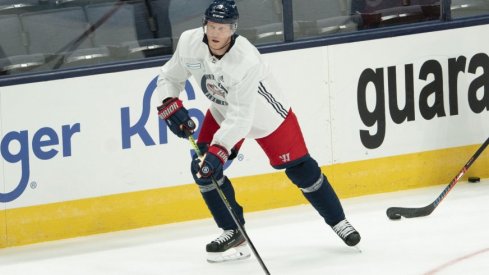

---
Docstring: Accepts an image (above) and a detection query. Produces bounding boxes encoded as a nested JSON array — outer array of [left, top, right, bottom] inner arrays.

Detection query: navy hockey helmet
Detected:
[[204, 0, 239, 25]]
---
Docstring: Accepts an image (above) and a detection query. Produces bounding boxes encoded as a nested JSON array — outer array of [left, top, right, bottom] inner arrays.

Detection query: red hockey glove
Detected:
[[192, 145, 229, 178]]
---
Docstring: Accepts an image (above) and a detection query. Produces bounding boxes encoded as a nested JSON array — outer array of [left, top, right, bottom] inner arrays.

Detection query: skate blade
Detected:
[[207, 243, 251, 263]]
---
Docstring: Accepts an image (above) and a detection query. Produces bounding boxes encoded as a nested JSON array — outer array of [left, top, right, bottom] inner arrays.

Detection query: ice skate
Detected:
[[332, 219, 361, 247], [206, 229, 251, 263]]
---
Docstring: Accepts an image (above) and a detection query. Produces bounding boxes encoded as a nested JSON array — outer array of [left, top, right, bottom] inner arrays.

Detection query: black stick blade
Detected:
[[385, 137, 489, 221], [386, 205, 436, 220]]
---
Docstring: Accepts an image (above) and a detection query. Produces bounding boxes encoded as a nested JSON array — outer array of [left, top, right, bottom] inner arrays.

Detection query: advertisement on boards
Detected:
[[328, 25, 489, 163], [1, 25, 488, 210]]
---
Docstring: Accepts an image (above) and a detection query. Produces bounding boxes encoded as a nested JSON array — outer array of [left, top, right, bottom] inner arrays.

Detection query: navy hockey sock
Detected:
[[197, 176, 245, 230], [285, 157, 345, 226], [301, 174, 345, 226]]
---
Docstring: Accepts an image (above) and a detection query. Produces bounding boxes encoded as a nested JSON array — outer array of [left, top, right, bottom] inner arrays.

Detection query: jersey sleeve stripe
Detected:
[[258, 82, 288, 118]]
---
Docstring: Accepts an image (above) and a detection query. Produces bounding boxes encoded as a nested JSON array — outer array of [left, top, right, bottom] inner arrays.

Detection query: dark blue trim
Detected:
[[441, 0, 452, 21], [0, 56, 169, 87], [272, 153, 310, 170], [1, 15, 489, 87], [258, 15, 489, 54], [282, 0, 294, 42]]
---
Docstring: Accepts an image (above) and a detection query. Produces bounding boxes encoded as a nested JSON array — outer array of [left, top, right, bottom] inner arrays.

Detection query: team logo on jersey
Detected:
[[201, 74, 228, 105]]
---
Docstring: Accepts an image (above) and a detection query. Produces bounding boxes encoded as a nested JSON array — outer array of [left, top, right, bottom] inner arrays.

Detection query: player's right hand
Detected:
[[192, 145, 229, 179], [157, 97, 196, 138]]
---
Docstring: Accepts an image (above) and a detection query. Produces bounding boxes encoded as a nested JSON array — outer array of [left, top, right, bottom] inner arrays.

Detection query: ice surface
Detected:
[[1, 180, 488, 275]]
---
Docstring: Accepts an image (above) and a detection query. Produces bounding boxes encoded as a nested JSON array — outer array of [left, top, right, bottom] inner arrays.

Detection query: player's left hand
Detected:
[[192, 145, 229, 178]]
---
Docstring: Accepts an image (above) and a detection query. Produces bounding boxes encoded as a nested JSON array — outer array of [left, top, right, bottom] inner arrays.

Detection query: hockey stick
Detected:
[[386, 136, 489, 220], [187, 135, 271, 275]]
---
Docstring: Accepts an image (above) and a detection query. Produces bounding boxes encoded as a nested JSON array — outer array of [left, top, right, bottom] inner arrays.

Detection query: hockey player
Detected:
[[156, 0, 361, 263]]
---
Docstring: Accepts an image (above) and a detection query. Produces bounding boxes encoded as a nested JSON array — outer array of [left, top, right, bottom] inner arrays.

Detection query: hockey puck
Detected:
[[468, 176, 481, 183]]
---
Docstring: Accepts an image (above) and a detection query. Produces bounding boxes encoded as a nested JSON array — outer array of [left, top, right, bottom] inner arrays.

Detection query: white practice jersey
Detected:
[[157, 27, 291, 152]]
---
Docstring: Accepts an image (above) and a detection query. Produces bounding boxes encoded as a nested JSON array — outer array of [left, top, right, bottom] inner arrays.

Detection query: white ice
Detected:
[[1, 179, 488, 275]]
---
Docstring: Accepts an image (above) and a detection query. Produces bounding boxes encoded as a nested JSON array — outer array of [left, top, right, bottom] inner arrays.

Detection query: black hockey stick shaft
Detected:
[[387, 136, 489, 219], [187, 135, 271, 275]]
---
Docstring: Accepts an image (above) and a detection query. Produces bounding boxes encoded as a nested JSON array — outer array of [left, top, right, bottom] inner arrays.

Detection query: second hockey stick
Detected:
[[386, 136, 489, 220], [187, 135, 270, 275]]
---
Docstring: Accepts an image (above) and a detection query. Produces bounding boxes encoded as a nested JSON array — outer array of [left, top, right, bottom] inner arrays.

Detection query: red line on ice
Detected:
[[424, 247, 489, 275]]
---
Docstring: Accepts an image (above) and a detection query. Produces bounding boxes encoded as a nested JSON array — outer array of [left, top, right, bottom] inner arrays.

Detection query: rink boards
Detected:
[[1, 24, 488, 247]]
